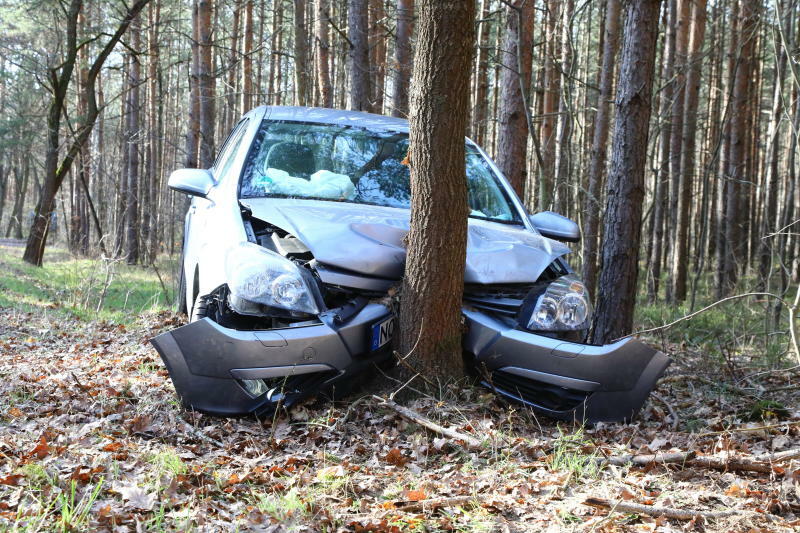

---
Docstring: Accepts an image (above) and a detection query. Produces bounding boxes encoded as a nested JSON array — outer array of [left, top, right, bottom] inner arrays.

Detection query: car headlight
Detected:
[[526, 275, 591, 331], [225, 242, 319, 315]]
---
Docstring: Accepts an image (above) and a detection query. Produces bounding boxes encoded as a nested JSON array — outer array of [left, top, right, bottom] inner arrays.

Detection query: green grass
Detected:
[[636, 271, 798, 369], [0, 243, 177, 324]]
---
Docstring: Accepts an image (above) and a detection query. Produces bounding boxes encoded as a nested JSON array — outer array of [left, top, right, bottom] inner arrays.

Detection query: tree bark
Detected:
[[495, 0, 534, 198], [671, 0, 707, 301], [241, 0, 254, 111], [294, 0, 310, 106], [348, 0, 371, 111], [125, 19, 141, 265], [593, 0, 662, 343], [582, 0, 621, 299], [471, 0, 492, 144], [720, 0, 759, 295], [316, 0, 333, 108], [186, 0, 201, 168], [400, 0, 474, 381], [369, 0, 387, 114], [539, 0, 562, 210], [648, 0, 677, 302], [197, 0, 215, 168], [391, 0, 414, 117]]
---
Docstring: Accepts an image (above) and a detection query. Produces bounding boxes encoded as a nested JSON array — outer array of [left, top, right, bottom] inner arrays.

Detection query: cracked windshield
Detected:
[[240, 121, 521, 224]]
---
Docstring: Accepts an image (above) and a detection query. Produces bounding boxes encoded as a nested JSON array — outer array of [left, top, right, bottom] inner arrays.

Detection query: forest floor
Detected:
[[0, 242, 799, 532]]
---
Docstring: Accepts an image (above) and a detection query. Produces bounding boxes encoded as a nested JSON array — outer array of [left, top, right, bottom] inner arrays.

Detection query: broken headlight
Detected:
[[225, 242, 319, 315], [525, 275, 591, 331]]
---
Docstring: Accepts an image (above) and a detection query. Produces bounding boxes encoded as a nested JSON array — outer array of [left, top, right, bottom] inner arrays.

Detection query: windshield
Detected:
[[239, 120, 522, 224]]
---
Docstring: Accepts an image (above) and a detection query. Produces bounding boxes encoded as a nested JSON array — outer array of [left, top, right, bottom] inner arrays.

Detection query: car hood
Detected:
[[244, 198, 570, 284]]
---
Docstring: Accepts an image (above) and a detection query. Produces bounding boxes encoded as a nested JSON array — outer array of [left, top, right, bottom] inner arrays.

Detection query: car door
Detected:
[[184, 119, 251, 310]]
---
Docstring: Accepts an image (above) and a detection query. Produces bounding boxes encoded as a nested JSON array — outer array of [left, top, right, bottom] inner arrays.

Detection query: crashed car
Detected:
[[151, 106, 670, 423]]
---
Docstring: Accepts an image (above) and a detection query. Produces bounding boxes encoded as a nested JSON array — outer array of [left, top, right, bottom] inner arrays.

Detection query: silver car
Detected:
[[151, 106, 670, 423]]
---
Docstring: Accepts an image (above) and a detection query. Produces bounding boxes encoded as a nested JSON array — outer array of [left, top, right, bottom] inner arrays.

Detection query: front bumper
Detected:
[[463, 308, 671, 423], [151, 303, 669, 423], [150, 302, 393, 416]]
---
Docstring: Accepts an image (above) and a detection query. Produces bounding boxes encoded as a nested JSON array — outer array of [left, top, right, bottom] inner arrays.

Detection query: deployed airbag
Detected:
[[253, 168, 356, 200]]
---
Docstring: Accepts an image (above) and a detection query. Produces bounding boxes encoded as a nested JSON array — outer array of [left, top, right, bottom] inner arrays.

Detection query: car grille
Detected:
[[484, 370, 591, 412], [463, 283, 533, 316]]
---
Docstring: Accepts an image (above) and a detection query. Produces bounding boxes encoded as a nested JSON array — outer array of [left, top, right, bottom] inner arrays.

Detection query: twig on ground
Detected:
[[394, 496, 476, 513], [598, 447, 800, 475], [756, 447, 800, 462], [372, 395, 483, 448], [176, 415, 225, 448], [584, 497, 775, 521], [651, 392, 679, 430], [597, 451, 696, 467], [695, 419, 800, 437]]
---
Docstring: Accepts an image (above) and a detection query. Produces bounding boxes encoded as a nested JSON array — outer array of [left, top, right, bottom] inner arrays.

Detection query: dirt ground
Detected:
[[0, 301, 798, 532]]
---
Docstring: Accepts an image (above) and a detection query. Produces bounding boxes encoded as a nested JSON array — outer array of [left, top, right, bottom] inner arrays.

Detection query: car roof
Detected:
[[245, 106, 410, 133]]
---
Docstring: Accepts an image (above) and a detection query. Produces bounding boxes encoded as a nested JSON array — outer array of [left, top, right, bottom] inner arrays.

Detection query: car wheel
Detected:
[[177, 265, 188, 315], [190, 294, 210, 322]]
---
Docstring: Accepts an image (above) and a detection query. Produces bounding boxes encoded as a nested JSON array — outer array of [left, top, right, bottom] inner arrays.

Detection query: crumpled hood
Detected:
[[244, 198, 570, 284]]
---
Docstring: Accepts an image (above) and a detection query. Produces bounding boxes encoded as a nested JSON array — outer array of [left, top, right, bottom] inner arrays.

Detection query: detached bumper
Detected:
[[463, 308, 671, 423], [150, 303, 393, 416]]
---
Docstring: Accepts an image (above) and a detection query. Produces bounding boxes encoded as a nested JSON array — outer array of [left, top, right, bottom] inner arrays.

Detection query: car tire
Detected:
[[177, 265, 188, 315], [191, 294, 210, 322]]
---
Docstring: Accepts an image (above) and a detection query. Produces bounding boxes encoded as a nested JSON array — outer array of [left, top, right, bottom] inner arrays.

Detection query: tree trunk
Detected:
[[400, 0, 474, 381], [369, 0, 387, 114], [582, 0, 621, 299], [720, 0, 759, 295], [391, 0, 414, 117], [316, 0, 333, 107], [186, 0, 201, 168], [348, 0, 371, 111], [197, 0, 215, 168], [593, 0, 662, 343], [125, 19, 141, 265], [539, 0, 562, 210], [294, 0, 310, 106], [471, 0, 491, 144], [241, 0, 254, 111], [663, 0, 690, 303], [670, 0, 707, 301], [553, 0, 575, 214], [495, 0, 534, 198], [648, 0, 677, 302]]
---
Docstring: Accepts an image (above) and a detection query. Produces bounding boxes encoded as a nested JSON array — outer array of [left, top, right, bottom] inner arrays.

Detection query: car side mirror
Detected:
[[168, 168, 214, 198], [529, 211, 580, 242]]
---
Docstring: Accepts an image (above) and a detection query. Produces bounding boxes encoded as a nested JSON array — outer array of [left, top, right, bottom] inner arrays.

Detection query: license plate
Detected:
[[370, 315, 395, 351]]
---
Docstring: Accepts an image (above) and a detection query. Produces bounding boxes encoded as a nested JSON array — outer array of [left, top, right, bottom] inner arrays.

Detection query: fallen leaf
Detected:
[[402, 489, 426, 501], [384, 448, 410, 467], [28, 436, 49, 459], [0, 474, 23, 486], [113, 483, 157, 511]]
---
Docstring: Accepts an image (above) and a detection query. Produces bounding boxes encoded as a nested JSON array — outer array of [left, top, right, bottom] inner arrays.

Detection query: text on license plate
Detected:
[[370, 316, 395, 351]]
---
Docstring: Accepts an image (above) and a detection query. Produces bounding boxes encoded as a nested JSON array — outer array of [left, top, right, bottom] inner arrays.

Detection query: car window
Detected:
[[213, 119, 249, 181], [239, 120, 521, 224]]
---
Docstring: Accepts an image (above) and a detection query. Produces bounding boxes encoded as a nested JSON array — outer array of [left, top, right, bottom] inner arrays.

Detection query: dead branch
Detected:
[[584, 497, 772, 521], [598, 450, 696, 467], [696, 419, 800, 437], [394, 496, 476, 513], [756, 447, 800, 462], [688, 454, 774, 474], [372, 395, 483, 448]]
